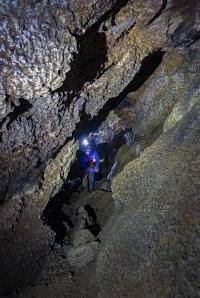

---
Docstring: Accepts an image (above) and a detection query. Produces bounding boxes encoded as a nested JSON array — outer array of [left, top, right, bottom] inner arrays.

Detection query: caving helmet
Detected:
[[81, 138, 92, 154]]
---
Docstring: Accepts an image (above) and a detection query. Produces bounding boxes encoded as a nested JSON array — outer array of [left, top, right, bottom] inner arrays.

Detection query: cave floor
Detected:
[[18, 179, 114, 298]]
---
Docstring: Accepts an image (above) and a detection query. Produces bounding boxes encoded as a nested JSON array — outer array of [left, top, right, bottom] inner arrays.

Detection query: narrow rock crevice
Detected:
[[55, 28, 108, 99], [147, 0, 168, 26], [187, 32, 200, 47], [0, 98, 33, 132], [83, 0, 130, 30], [51, 0, 131, 105]]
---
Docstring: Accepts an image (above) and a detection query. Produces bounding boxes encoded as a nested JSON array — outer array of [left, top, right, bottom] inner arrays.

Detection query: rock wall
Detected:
[[0, 139, 78, 293], [96, 102, 200, 298]]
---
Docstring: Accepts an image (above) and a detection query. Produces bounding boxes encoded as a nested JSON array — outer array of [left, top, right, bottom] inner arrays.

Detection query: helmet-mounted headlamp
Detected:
[[82, 139, 88, 146]]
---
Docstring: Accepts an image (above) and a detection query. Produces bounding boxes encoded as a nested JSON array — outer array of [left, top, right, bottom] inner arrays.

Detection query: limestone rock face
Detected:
[[0, 0, 117, 201], [96, 48, 200, 142], [163, 50, 200, 131], [95, 103, 200, 298]]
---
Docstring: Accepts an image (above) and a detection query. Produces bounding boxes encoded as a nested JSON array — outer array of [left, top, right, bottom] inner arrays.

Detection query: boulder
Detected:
[[72, 229, 96, 248], [67, 241, 100, 267]]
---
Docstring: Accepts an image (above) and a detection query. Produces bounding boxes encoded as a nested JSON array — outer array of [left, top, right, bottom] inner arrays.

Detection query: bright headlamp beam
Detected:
[[82, 139, 88, 146]]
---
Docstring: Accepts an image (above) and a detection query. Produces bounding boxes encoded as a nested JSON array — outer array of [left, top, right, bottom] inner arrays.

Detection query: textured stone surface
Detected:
[[95, 102, 200, 298], [0, 0, 117, 111], [72, 229, 96, 248], [19, 270, 96, 298], [67, 241, 100, 267], [163, 50, 200, 131], [0, 1, 75, 115], [0, 139, 78, 293], [168, 0, 200, 48], [18, 182, 114, 297], [129, 50, 189, 136], [97, 49, 200, 141], [0, 0, 118, 202], [83, 0, 169, 116], [129, 50, 200, 136]]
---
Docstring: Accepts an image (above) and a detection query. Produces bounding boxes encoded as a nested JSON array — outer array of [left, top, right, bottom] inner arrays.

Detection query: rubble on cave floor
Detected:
[[59, 179, 113, 268], [19, 179, 113, 297]]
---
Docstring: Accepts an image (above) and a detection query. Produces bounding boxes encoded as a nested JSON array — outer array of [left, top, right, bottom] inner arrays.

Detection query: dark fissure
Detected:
[[0, 98, 33, 131], [147, 0, 168, 26], [55, 29, 108, 98]]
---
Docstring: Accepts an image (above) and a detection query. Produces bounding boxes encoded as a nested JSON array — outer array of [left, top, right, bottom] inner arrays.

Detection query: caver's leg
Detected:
[[82, 173, 88, 192], [88, 171, 95, 192]]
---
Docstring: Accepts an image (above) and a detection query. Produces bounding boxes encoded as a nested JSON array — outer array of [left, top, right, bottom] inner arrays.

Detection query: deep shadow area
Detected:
[[147, 0, 168, 26], [55, 27, 107, 100], [42, 183, 75, 243], [6, 98, 33, 129], [52, 0, 131, 106], [84, 204, 101, 237]]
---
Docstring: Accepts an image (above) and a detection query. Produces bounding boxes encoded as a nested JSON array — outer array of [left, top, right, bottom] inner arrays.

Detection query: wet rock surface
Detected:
[[0, 0, 200, 296]]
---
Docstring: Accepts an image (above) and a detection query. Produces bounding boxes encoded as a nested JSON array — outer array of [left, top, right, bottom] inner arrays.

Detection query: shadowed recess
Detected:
[[54, 27, 107, 99], [6, 98, 33, 129]]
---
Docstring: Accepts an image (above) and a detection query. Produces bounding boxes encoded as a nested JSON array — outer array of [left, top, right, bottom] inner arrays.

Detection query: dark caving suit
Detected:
[[81, 147, 100, 192]]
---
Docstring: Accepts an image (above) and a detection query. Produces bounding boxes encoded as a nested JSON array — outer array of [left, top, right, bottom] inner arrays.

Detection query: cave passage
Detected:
[[42, 136, 123, 243], [42, 48, 165, 244]]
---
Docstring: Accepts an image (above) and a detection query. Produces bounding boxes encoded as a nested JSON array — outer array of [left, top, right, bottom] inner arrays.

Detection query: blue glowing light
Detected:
[[82, 139, 88, 146]]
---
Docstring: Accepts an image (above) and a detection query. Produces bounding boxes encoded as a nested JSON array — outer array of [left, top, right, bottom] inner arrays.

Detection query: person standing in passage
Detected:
[[81, 145, 100, 193]]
